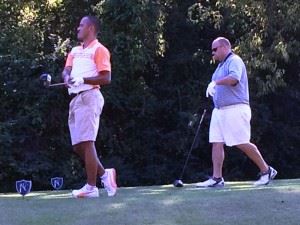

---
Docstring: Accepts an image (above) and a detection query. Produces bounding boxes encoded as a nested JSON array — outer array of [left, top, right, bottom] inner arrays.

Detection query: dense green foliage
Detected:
[[0, 0, 299, 192]]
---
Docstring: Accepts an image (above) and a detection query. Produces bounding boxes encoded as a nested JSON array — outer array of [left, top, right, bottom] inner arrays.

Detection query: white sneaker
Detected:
[[72, 184, 99, 198], [101, 168, 117, 197], [196, 177, 225, 188], [254, 166, 277, 186]]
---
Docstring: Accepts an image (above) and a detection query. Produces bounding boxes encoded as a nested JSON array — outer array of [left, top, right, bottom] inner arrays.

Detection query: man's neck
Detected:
[[82, 37, 97, 49], [221, 51, 232, 62]]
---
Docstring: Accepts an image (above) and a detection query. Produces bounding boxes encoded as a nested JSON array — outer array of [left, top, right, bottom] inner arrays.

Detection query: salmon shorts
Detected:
[[209, 104, 251, 147], [68, 88, 104, 146]]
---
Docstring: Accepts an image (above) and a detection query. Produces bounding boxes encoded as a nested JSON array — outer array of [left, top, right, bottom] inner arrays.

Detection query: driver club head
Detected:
[[173, 179, 184, 188], [40, 73, 52, 88]]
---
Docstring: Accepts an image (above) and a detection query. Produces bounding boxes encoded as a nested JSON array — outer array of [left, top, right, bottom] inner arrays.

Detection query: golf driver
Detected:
[[173, 109, 207, 187], [40, 73, 66, 88]]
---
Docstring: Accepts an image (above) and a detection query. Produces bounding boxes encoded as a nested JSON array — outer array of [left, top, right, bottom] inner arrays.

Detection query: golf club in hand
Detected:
[[40, 73, 67, 88]]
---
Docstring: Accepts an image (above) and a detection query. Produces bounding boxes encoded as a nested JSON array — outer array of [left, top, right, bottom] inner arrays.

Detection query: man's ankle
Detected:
[[86, 183, 96, 190]]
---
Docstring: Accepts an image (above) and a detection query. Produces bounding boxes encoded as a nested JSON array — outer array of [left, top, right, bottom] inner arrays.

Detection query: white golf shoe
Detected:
[[196, 177, 225, 188], [101, 168, 117, 196], [254, 166, 277, 186], [72, 184, 99, 198]]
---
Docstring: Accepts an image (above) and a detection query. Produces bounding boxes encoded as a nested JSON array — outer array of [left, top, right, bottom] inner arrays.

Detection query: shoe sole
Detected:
[[76, 193, 99, 198], [208, 183, 225, 188], [196, 185, 224, 188], [196, 182, 225, 188], [72, 191, 99, 198]]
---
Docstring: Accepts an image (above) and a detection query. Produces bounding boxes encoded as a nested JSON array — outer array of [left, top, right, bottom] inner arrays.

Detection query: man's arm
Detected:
[[62, 66, 72, 87], [62, 66, 72, 79], [215, 76, 238, 86], [215, 57, 243, 86], [83, 70, 111, 86], [206, 75, 238, 97]]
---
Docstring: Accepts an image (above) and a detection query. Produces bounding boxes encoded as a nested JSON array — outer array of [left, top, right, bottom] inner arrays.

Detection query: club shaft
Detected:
[[179, 109, 207, 180], [49, 82, 66, 87]]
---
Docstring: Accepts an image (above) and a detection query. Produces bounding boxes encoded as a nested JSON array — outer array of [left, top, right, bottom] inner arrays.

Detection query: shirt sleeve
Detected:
[[228, 57, 243, 81], [65, 50, 74, 68], [94, 46, 111, 72]]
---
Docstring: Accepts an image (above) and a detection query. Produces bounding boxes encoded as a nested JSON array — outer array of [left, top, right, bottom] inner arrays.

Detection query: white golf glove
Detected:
[[70, 77, 84, 87], [206, 81, 216, 97]]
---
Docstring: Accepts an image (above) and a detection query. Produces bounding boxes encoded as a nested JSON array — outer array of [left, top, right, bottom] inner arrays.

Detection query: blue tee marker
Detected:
[[16, 180, 32, 197], [51, 177, 64, 190]]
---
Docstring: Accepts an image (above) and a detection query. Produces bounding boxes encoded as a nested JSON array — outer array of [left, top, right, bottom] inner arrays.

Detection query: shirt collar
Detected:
[[218, 52, 233, 66], [81, 39, 98, 49]]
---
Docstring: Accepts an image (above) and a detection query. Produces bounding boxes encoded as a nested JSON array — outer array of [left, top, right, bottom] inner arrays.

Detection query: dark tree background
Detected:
[[0, 0, 299, 192]]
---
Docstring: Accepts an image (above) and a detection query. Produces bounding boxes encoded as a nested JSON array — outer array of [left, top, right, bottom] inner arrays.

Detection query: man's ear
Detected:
[[90, 25, 96, 34]]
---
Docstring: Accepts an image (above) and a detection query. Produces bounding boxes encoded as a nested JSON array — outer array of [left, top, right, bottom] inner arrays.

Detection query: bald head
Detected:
[[213, 37, 231, 49], [211, 37, 232, 61]]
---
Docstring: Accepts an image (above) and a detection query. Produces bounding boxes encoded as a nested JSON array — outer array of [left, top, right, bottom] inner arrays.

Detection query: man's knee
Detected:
[[74, 141, 94, 149], [73, 143, 82, 153], [73, 141, 93, 155], [236, 143, 257, 152]]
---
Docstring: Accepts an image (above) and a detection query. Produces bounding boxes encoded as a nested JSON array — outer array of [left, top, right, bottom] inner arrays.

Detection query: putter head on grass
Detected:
[[173, 179, 184, 187]]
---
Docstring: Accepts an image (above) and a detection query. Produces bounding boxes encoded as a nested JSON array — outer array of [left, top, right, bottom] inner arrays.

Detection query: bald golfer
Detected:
[[62, 16, 117, 197], [196, 37, 277, 187]]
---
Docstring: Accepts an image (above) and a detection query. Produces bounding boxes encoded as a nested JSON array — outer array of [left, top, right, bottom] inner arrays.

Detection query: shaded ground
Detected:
[[1, 179, 299, 225]]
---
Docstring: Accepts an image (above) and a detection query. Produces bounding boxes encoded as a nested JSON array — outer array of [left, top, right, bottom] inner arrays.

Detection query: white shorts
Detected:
[[68, 88, 104, 146], [209, 104, 251, 147]]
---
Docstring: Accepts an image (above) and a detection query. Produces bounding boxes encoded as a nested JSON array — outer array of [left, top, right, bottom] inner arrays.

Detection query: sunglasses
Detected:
[[212, 46, 221, 52]]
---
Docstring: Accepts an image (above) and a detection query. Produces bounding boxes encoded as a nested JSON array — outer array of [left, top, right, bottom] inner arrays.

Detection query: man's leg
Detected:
[[96, 157, 105, 177], [73, 144, 84, 160], [236, 142, 277, 186], [71, 141, 100, 197], [196, 142, 225, 187], [212, 142, 225, 178], [73, 142, 105, 179], [92, 143, 117, 196], [81, 141, 100, 186], [236, 143, 268, 173], [196, 107, 226, 187]]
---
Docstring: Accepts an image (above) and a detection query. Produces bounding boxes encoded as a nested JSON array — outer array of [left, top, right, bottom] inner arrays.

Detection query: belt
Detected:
[[216, 103, 249, 110], [69, 88, 97, 100]]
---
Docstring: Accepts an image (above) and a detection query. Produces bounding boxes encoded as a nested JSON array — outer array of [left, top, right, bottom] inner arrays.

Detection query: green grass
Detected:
[[1, 179, 299, 225]]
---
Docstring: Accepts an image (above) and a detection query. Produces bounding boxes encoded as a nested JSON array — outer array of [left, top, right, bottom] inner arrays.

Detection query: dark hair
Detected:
[[85, 16, 100, 34]]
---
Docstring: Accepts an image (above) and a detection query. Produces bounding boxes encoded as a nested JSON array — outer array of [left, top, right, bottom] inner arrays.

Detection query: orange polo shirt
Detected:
[[65, 39, 111, 94]]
